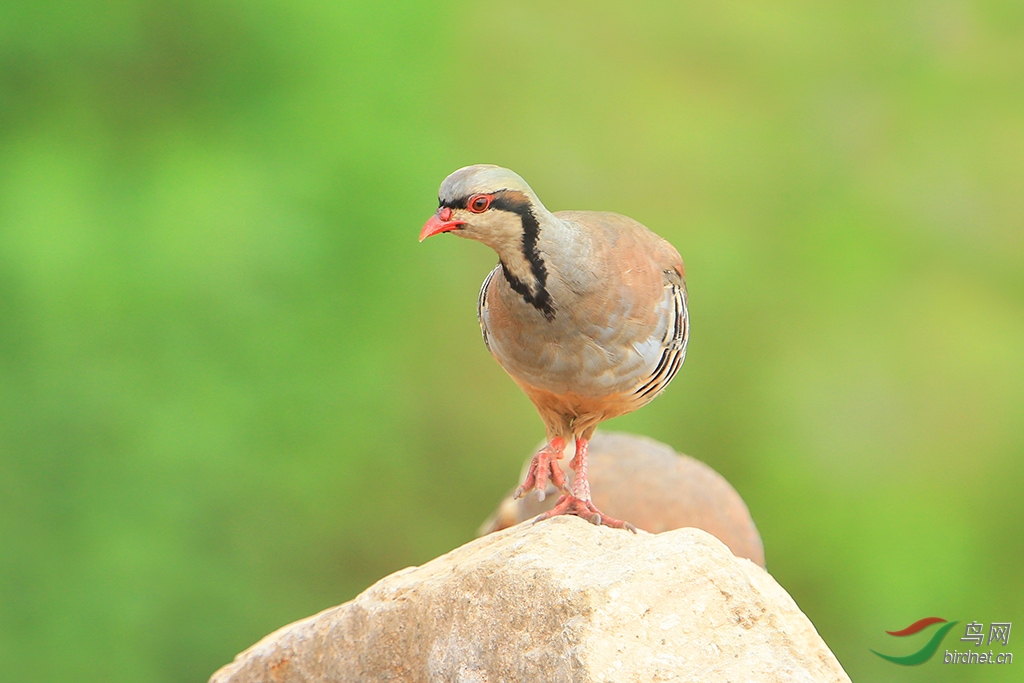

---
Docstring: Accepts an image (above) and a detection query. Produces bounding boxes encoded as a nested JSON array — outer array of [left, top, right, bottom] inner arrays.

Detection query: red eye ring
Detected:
[[468, 194, 492, 213]]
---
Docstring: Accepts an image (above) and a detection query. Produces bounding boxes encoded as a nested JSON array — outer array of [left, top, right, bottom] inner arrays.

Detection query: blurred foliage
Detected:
[[1, 1, 1022, 681]]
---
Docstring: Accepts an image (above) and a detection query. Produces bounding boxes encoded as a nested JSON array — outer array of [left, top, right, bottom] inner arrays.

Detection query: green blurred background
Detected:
[[1, 1, 1022, 681]]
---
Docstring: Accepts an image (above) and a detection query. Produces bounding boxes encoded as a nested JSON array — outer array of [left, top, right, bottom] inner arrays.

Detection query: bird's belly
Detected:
[[482, 312, 666, 399]]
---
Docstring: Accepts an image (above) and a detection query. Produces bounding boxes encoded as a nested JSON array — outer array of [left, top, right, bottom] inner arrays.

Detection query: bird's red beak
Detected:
[[419, 207, 466, 242]]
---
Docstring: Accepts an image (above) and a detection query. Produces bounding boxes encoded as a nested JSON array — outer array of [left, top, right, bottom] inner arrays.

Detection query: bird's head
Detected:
[[420, 165, 547, 256]]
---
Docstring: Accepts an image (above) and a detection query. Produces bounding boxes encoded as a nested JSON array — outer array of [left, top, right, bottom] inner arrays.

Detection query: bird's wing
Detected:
[[552, 211, 688, 401]]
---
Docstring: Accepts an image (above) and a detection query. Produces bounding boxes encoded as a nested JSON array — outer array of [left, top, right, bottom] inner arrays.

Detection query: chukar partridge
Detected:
[[420, 165, 688, 531]]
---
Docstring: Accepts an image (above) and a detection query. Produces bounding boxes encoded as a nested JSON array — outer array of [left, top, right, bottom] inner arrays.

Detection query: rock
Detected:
[[480, 432, 765, 568], [210, 517, 848, 683]]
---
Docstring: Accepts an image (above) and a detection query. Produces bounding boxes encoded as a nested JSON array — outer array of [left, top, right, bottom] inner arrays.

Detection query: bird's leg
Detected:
[[536, 437, 637, 533], [568, 437, 592, 501], [514, 436, 569, 502]]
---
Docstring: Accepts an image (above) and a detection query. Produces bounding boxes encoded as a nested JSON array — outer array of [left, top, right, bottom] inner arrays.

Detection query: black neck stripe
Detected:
[[439, 189, 555, 320], [436, 189, 552, 323], [490, 190, 555, 321]]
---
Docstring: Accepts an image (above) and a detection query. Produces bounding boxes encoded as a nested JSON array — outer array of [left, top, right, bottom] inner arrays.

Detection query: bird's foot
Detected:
[[514, 437, 570, 503], [534, 495, 638, 533]]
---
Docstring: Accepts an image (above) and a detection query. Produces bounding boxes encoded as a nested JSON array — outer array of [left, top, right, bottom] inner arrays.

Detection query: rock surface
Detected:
[[480, 432, 765, 567], [211, 517, 849, 683]]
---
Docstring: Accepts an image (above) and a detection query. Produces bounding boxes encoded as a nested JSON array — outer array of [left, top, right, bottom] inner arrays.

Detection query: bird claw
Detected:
[[536, 494, 635, 532], [516, 438, 566, 502]]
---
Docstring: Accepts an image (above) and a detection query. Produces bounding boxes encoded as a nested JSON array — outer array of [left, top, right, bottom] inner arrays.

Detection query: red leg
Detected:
[[514, 436, 570, 502], [536, 437, 637, 532], [568, 437, 591, 501]]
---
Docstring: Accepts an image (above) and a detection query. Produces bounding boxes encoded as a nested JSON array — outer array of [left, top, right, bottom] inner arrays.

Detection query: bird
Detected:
[[420, 165, 688, 531]]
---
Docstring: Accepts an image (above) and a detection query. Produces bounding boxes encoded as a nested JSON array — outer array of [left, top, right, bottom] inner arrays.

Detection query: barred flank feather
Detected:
[[633, 280, 688, 402]]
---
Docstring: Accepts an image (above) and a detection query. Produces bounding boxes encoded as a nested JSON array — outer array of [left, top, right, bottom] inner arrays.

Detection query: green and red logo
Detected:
[[872, 617, 959, 665]]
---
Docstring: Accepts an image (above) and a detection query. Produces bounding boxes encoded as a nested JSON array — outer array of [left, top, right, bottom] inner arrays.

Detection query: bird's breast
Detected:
[[478, 265, 673, 399]]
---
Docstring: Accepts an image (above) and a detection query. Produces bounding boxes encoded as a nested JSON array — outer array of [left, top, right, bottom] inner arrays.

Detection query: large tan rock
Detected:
[[211, 517, 848, 683], [480, 432, 766, 568]]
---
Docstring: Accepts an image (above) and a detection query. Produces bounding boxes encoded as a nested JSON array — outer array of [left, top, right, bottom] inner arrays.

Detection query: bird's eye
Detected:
[[468, 194, 492, 213]]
